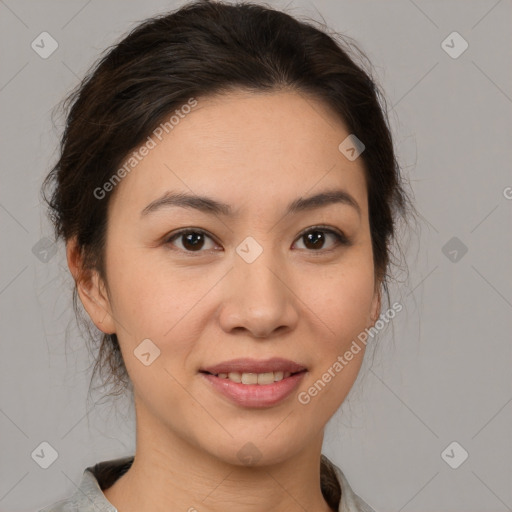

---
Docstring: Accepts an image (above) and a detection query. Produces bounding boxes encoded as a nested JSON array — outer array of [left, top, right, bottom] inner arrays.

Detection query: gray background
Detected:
[[1, 1, 511, 511]]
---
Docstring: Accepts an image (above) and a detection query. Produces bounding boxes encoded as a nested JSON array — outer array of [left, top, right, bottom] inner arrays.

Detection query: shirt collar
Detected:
[[43, 454, 375, 512]]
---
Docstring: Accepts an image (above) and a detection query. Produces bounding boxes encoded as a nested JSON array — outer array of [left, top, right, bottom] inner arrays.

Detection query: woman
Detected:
[[39, 1, 413, 510]]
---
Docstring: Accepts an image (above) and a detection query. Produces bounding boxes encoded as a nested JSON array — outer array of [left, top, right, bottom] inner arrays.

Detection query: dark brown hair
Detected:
[[42, 0, 414, 402]]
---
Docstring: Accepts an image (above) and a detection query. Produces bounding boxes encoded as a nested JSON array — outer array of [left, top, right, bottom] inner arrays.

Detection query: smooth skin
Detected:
[[67, 89, 381, 512]]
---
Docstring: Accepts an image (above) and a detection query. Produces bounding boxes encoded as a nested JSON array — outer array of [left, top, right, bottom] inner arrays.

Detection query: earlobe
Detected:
[[77, 274, 116, 334], [66, 237, 116, 334], [370, 286, 382, 326]]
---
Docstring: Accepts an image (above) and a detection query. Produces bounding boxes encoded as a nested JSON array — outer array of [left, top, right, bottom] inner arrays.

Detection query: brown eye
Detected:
[[166, 229, 218, 253], [293, 227, 349, 251]]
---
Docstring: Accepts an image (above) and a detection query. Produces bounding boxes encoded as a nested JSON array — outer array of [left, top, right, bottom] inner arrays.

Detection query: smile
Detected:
[[199, 370, 307, 408], [201, 370, 303, 385]]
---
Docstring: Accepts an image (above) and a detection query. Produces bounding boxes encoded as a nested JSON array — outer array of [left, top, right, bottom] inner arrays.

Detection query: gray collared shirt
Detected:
[[38, 454, 376, 512]]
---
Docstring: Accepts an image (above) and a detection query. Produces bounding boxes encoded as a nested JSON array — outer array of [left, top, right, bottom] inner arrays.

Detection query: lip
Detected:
[[200, 357, 307, 375], [200, 370, 307, 408]]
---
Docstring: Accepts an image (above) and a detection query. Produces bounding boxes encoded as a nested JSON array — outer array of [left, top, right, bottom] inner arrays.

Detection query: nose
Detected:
[[218, 245, 299, 339]]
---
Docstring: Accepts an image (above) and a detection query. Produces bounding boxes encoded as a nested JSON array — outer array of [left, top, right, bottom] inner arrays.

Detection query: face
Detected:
[[70, 90, 381, 466]]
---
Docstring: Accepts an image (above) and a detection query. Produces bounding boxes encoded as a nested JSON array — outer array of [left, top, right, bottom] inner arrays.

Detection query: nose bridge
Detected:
[[235, 235, 284, 303], [219, 235, 298, 337]]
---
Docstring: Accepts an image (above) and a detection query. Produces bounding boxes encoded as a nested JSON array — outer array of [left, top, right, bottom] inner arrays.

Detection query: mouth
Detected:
[[199, 357, 308, 386], [199, 369, 307, 385], [199, 366, 308, 408]]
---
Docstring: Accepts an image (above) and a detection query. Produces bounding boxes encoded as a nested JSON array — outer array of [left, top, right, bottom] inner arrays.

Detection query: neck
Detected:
[[104, 401, 334, 512]]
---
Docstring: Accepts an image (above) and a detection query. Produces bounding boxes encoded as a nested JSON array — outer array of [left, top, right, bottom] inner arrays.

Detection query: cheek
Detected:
[[296, 262, 375, 418], [303, 257, 376, 345], [105, 247, 214, 361], [103, 246, 177, 340]]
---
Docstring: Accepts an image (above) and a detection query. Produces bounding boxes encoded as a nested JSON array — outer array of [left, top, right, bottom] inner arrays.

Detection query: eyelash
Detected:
[[164, 225, 351, 256]]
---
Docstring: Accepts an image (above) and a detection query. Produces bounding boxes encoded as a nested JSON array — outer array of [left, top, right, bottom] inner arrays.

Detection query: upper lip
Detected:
[[200, 357, 307, 375]]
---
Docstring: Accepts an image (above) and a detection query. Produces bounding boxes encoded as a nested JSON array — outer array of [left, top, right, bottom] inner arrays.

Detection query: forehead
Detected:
[[108, 90, 368, 219]]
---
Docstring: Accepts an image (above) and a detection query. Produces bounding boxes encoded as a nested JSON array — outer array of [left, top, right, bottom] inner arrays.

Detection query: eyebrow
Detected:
[[140, 188, 361, 218]]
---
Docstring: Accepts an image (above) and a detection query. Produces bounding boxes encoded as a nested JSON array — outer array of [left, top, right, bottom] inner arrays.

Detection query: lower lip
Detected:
[[200, 371, 307, 408]]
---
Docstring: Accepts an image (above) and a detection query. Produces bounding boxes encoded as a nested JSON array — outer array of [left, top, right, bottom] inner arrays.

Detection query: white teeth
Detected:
[[242, 372, 258, 385], [273, 371, 284, 381], [256, 372, 274, 385], [213, 371, 296, 385]]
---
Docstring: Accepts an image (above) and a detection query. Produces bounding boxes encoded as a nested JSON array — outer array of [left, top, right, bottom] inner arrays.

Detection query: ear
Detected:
[[369, 282, 382, 326], [66, 237, 116, 335]]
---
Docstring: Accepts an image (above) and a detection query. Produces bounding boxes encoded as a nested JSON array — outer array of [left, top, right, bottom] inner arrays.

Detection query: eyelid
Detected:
[[295, 225, 350, 244], [164, 225, 351, 254], [165, 227, 221, 253], [293, 225, 351, 254]]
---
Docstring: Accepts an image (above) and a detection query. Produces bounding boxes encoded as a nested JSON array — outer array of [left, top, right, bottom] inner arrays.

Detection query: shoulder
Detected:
[[37, 471, 114, 511], [321, 454, 377, 512], [38, 499, 78, 512], [38, 457, 133, 512]]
